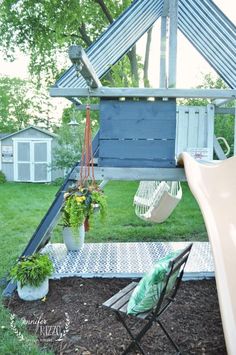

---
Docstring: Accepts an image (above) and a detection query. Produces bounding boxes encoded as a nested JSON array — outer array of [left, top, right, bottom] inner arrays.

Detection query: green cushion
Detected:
[[127, 251, 181, 315]]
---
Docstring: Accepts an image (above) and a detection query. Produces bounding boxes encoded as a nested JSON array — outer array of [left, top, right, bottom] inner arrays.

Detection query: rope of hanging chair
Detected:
[[79, 104, 95, 186]]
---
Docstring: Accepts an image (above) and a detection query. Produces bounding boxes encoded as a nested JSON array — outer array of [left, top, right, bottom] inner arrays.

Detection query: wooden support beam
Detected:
[[68, 45, 102, 88], [50, 87, 236, 99], [207, 104, 215, 160], [213, 98, 236, 107], [159, 16, 168, 88], [168, 0, 178, 88], [71, 167, 186, 181], [215, 107, 236, 115], [162, 0, 169, 16]]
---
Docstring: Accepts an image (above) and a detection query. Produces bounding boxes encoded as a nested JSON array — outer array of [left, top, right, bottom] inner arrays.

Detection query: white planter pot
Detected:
[[17, 278, 49, 301], [63, 225, 85, 251]]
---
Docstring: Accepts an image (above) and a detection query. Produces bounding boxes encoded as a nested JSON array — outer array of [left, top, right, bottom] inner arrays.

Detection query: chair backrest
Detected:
[[153, 243, 193, 317]]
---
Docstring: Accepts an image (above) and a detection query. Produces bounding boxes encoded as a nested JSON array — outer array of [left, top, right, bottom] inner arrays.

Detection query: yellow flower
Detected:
[[75, 196, 86, 203]]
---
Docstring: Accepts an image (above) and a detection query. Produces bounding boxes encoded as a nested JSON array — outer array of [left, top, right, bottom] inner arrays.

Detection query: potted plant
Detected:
[[10, 253, 54, 301], [62, 183, 107, 251]]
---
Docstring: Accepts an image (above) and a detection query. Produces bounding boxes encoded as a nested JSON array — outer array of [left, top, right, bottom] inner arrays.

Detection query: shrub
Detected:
[[51, 177, 64, 186], [10, 253, 54, 287], [0, 170, 6, 184]]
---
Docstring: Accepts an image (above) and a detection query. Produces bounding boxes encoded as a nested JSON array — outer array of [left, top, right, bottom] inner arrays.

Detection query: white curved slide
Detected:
[[181, 153, 236, 355]]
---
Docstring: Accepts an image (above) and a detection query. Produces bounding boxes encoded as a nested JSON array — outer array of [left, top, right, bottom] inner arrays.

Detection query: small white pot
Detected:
[[17, 278, 49, 301], [63, 225, 85, 251]]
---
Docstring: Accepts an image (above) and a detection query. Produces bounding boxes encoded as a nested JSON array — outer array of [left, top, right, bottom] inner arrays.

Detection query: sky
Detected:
[[137, 0, 236, 88], [0, 0, 235, 89]]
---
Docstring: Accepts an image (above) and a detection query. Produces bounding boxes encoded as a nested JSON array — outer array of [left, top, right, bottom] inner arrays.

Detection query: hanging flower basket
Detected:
[[61, 103, 107, 251], [62, 184, 107, 232]]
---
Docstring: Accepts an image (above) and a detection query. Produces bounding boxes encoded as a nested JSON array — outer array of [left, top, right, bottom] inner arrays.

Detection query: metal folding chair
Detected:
[[103, 244, 193, 355]]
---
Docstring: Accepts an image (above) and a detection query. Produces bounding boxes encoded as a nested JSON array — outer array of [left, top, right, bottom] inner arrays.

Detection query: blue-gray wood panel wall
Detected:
[[99, 99, 176, 167]]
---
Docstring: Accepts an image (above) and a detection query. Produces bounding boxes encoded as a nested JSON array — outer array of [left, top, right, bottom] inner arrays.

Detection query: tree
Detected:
[[52, 123, 83, 172], [0, 76, 54, 132], [52, 102, 100, 171], [0, 0, 152, 87]]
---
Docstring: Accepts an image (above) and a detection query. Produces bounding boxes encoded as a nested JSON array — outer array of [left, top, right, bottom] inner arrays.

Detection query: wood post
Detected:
[[159, 16, 168, 88], [168, 0, 178, 88]]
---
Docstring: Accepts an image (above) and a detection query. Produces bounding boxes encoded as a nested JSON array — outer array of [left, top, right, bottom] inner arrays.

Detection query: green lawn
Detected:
[[0, 181, 207, 278], [0, 180, 207, 354], [86, 181, 207, 242], [0, 183, 57, 355]]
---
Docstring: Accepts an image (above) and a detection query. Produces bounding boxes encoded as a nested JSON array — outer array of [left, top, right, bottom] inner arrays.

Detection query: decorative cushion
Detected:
[[127, 251, 181, 315]]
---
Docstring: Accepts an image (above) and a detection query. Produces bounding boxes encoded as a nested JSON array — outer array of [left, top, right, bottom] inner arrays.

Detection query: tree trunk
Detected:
[[127, 46, 139, 86], [94, 0, 113, 24], [143, 27, 153, 87]]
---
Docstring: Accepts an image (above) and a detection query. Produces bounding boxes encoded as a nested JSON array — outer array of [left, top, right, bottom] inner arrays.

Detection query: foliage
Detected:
[[0, 76, 35, 132], [0, 171, 6, 184], [50, 177, 64, 186], [0, 0, 149, 86], [53, 103, 101, 171], [10, 253, 54, 288], [0, 76, 54, 132], [52, 122, 83, 171], [179, 73, 228, 107], [62, 183, 107, 231]]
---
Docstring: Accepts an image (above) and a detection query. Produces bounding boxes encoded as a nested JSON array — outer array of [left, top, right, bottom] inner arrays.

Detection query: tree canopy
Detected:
[[0, 76, 54, 132], [0, 0, 150, 86]]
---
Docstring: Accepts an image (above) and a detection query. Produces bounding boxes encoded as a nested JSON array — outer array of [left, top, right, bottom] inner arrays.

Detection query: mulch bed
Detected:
[[5, 278, 226, 355]]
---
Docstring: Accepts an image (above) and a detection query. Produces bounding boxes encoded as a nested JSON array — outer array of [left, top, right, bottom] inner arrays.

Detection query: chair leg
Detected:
[[115, 311, 146, 355], [157, 320, 181, 354]]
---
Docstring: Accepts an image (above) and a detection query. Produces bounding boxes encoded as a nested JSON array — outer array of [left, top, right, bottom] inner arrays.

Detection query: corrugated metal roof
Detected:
[[55, 0, 164, 89], [178, 0, 236, 88], [53, 0, 236, 91]]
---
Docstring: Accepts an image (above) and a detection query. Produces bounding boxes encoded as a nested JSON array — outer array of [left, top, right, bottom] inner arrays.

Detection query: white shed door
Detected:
[[16, 142, 31, 181], [15, 140, 51, 182]]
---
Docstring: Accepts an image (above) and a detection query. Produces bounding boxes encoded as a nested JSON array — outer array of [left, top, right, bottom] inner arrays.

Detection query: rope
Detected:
[[78, 104, 95, 187]]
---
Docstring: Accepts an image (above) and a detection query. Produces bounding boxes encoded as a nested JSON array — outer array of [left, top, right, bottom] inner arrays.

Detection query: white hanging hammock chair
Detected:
[[134, 181, 182, 223]]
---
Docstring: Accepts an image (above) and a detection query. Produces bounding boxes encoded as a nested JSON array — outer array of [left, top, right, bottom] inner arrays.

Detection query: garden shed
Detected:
[[0, 126, 62, 182]]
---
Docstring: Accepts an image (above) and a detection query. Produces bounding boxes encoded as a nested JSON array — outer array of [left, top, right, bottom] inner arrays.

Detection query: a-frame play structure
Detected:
[[4, 0, 236, 313]]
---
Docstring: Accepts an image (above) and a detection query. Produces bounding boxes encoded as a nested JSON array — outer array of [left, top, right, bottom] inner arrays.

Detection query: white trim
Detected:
[[0, 126, 57, 141], [47, 139, 52, 182], [12, 137, 53, 142], [13, 140, 17, 181]]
